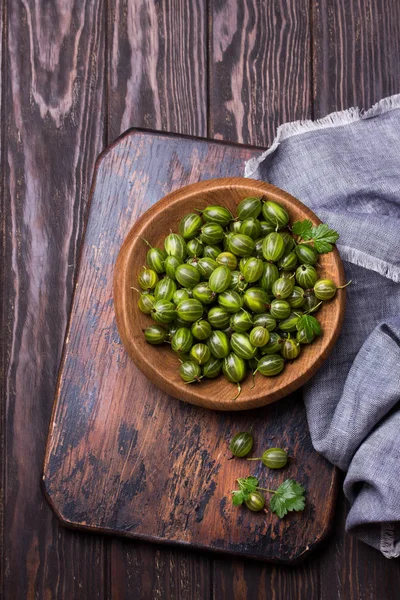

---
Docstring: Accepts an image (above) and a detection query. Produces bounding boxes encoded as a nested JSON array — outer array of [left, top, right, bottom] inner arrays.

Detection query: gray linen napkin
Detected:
[[245, 95, 400, 558]]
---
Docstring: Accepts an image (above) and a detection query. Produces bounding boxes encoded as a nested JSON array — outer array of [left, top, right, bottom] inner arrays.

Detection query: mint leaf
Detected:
[[269, 479, 306, 519], [292, 219, 313, 239]]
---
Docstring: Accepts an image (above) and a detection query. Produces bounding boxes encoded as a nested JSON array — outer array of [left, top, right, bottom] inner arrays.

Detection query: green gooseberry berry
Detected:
[[229, 431, 254, 457], [143, 324, 168, 345], [138, 267, 159, 290], [190, 343, 211, 365], [179, 361, 202, 383]]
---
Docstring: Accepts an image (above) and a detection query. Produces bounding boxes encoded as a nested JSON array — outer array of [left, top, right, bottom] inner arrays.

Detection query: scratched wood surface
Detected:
[[1, 1, 109, 598], [210, 0, 311, 144], [43, 131, 338, 563], [2, 0, 400, 597], [312, 0, 400, 118], [107, 0, 208, 140]]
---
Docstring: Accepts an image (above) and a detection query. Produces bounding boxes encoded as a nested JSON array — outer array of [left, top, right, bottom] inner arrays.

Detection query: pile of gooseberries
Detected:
[[135, 196, 346, 399]]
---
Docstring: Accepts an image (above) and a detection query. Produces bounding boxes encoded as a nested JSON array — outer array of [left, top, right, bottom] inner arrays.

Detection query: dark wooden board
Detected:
[[311, 1, 400, 597], [209, 0, 311, 144], [107, 0, 207, 141], [106, 1, 212, 591], [208, 0, 400, 595], [43, 130, 338, 563], [3, 0, 400, 596], [312, 0, 400, 117], [1, 1, 109, 598]]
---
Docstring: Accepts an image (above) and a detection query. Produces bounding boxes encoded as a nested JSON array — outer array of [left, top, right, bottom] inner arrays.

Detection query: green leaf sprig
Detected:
[[231, 476, 306, 518], [231, 476, 259, 506], [292, 220, 339, 253], [267, 479, 306, 518]]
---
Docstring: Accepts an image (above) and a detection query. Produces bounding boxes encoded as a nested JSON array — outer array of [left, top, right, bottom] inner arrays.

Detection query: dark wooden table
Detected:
[[1, 1, 400, 598]]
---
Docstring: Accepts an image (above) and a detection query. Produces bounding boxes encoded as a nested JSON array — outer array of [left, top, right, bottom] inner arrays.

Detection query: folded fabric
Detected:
[[245, 95, 400, 558]]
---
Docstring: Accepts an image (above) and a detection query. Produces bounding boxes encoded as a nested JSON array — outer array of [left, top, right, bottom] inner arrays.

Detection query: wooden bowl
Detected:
[[113, 177, 345, 411]]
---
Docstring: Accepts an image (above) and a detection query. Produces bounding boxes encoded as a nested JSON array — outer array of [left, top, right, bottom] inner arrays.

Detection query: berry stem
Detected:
[[256, 486, 277, 494], [250, 372, 256, 389], [305, 302, 322, 314], [231, 382, 242, 401], [140, 237, 152, 248], [338, 279, 352, 289]]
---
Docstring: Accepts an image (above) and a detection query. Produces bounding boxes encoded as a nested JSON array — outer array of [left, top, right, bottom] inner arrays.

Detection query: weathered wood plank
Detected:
[[311, 2, 400, 597], [317, 492, 400, 600], [210, 0, 311, 146], [0, 0, 4, 593], [107, 0, 208, 141], [212, 556, 321, 600], [110, 540, 211, 600], [107, 2, 210, 596], [43, 131, 337, 566], [2, 1, 108, 597], [312, 0, 400, 116], [209, 0, 317, 595]]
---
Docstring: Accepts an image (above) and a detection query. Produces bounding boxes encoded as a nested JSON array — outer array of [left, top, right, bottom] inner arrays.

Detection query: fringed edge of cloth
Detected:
[[245, 94, 400, 179]]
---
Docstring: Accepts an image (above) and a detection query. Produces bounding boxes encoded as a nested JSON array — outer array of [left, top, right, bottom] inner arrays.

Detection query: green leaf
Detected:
[[293, 221, 339, 252], [292, 219, 313, 239], [314, 240, 333, 254], [277, 479, 305, 498], [270, 494, 288, 518], [296, 315, 312, 338], [232, 476, 259, 506], [311, 223, 340, 244], [296, 314, 321, 337], [237, 476, 258, 494], [269, 479, 306, 519], [283, 494, 306, 513], [232, 490, 245, 506]]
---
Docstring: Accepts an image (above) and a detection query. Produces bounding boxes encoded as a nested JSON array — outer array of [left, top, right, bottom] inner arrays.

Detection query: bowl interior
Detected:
[[114, 178, 345, 410]]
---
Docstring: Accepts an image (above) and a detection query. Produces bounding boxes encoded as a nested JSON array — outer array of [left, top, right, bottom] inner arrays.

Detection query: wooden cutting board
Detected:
[[43, 130, 338, 563]]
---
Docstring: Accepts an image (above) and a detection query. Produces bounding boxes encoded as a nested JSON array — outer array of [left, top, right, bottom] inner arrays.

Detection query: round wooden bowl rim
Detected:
[[113, 177, 346, 411]]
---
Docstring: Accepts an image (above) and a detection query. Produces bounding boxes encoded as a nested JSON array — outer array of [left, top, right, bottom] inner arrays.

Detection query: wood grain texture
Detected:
[[2, 0, 400, 597], [212, 485, 400, 600], [114, 176, 345, 411], [210, 0, 311, 145], [313, 0, 400, 116], [2, 1, 108, 598], [315, 485, 400, 600], [311, 2, 400, 597], [212, 555, 322, 600], [110, 540, 212, 600], [210, 0, 400, 598], [0, 0, 4, 592], [107, 0, 207, 141], [107, 1, 211, 594], [43, 131, 338, 564]]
